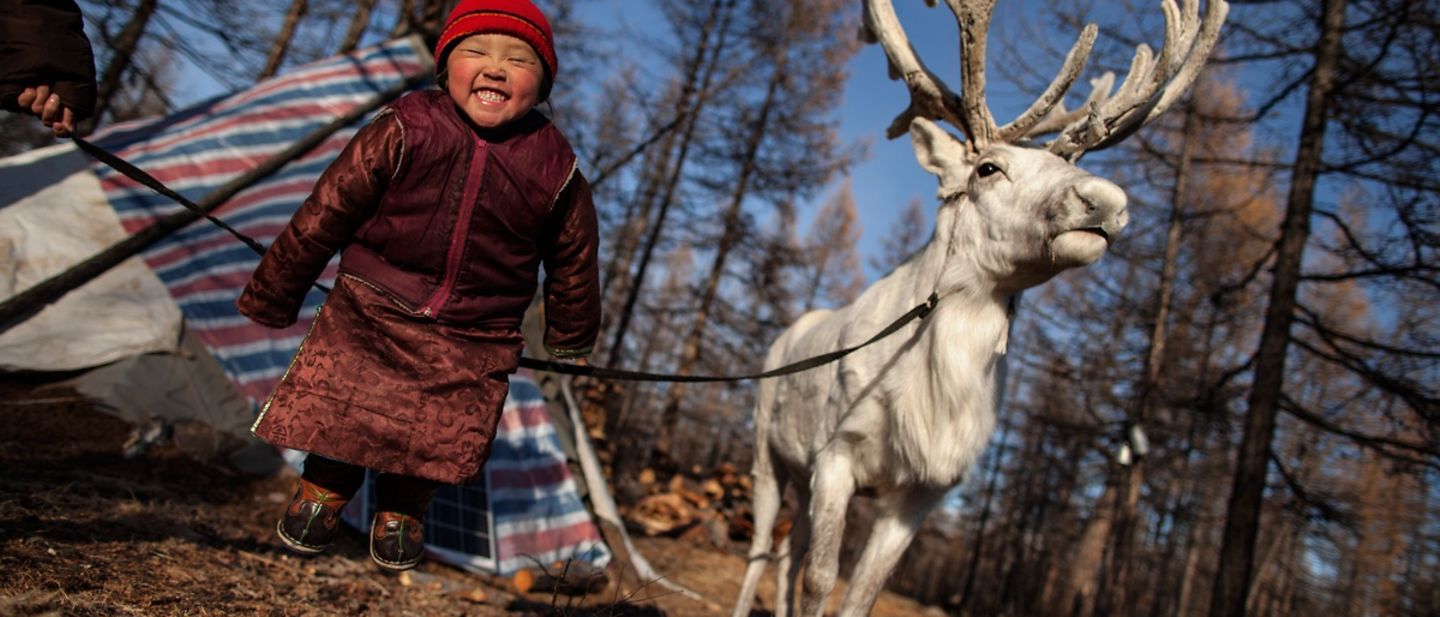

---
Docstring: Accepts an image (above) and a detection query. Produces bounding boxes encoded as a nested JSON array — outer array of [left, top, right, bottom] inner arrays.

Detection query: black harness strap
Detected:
[[74, 135, 937, 383], [71, 136, 334, 294], [518, 293, 937, 381]]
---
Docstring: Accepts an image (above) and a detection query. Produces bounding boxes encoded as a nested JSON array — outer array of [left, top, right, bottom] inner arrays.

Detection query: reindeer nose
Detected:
[[1074, 178, 1129, 232], [1075, 178, 1126, 215]]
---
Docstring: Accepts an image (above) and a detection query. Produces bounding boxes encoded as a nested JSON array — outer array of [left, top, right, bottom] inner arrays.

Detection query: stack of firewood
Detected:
[[621, 463, 788, 548]]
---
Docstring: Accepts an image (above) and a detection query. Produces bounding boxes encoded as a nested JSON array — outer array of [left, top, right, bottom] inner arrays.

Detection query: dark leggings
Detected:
[[301, 454, 441, 518]]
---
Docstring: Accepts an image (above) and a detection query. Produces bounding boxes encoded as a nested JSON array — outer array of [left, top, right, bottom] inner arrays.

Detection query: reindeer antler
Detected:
[[861, 0, 1228, 158], [861, 0, 970, 141], [996, 25, 1102, 141], [951, 0, 998, 147], [1044, 0, 1229, 158], [862, 0, 1092, 149]]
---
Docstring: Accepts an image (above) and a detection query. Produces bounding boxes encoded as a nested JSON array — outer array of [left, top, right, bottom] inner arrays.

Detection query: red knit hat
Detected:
[[435, 0, 558, 101]]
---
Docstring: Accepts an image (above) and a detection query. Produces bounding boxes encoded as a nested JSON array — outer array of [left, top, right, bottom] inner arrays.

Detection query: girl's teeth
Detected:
[[476, 90, 506, 103]]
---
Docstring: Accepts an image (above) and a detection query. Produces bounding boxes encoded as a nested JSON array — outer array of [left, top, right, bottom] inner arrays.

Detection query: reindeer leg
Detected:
[[775, 487, 811, 617], [835, 488, 946, 617], [732, 449, 787, 617], [800, 446, 856, 617]]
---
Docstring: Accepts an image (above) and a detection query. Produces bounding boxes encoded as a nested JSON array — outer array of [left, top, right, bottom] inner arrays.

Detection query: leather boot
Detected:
[[369, 511, 425, 570], [276, 478, 350, 554]]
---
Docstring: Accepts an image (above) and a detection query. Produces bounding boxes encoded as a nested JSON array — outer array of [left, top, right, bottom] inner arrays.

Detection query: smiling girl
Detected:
[[235, 0, 600, 571]]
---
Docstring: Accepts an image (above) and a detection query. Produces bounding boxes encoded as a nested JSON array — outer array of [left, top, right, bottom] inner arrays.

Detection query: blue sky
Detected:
[[162, 0, 1237, 281], [574, 0, 1116, 278]]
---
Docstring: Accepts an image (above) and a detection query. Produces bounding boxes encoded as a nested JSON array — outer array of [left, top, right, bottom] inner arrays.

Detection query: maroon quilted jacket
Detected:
[[238, 90, 600, 357]]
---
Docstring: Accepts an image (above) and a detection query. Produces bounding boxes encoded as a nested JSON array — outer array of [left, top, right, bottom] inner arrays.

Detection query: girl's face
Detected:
[[445, 34, 544, 129]]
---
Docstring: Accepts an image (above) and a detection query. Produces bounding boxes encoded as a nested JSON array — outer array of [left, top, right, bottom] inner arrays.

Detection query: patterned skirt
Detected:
[[252, 275, 524, 484]]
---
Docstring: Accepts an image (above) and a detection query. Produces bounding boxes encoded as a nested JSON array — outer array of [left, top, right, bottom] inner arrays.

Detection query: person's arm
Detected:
[[539, 171, 602, 358], [0, 0, 96, 136], [236, 112, 403, 328]]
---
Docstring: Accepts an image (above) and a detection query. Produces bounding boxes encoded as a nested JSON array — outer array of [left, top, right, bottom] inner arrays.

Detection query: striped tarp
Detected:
[[84, 36, 609, 576], [343, 375, 610, 575], [90, 38, 430, 405]]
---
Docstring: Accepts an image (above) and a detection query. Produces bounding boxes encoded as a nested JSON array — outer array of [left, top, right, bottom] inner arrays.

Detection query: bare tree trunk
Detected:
[[611, 247, 693, 502], [1001, 420, 1070, 615], [956, 411, 1013, 613], [338, 0, 379, 54], [606, 0, 734, 368], [389, 0, 417, 36], [657, 42, 786, 452], [1097, 464, 1144, 616], [1058, 490, 1115, 617], [408, 0, 449, 36], [1208, 1, 1347, 614], [1175, 522, 1206, 617], [258, 0, 308, 81], [85, 0, 159, 134], [1245, 524, 1292, 616], [1176, 307, 1230, 617], [1099, 101, 1201, 617], [1148, 420, 1204, 617], [1171, 461, 1209, 617], [599, 139, 676, 359], [1052, 301, 1147, 617], [596, 180, 662, 435]]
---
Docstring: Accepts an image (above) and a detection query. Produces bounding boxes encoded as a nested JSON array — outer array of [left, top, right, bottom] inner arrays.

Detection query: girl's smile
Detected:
[[445, 33, 544, 129]]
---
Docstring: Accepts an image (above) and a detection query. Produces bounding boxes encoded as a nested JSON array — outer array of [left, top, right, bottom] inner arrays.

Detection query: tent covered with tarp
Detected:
[[0, 36, 611, 577]]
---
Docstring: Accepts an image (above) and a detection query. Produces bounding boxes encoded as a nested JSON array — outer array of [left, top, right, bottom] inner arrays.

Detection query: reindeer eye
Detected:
[[976, 162, 1002, 178]]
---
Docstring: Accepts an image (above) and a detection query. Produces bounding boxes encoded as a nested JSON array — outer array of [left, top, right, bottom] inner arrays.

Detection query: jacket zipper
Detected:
[[419, 132, 486, 318]]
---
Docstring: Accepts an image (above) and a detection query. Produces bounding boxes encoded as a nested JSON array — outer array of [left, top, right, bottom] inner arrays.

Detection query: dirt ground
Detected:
[[0, 378, 937, 617]]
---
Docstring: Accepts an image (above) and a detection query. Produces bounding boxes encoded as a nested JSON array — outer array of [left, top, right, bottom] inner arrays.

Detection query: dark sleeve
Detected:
[[540, 170, 601, 357], [236, 112, 403, 328], [0, 0, 97, 120]]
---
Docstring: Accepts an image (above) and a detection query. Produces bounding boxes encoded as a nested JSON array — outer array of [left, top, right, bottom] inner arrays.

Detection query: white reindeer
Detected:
[[731, 1, 1228, 616]]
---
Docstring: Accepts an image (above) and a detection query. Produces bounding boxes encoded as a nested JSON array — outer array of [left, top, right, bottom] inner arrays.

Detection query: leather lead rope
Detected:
[[519, 293, 937, 381], [71, 136, 330, 291], [74, 135, 938, 383]]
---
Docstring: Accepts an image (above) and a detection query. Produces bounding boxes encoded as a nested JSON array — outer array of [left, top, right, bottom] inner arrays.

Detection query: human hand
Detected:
[[17, 86, 78, 137]]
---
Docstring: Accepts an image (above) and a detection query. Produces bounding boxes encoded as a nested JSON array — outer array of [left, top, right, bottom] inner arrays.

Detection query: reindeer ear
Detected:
[[909, 118, 973, 199]]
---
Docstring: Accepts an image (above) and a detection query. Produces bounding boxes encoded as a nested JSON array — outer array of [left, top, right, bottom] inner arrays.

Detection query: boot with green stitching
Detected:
[[276, 478, 350, 555], [369, 510, 425, 570]]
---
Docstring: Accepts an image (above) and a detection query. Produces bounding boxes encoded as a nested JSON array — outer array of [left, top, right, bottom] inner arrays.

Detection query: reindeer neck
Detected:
[[890, 206, 1013, 485], [912, 200, 1015, 310]]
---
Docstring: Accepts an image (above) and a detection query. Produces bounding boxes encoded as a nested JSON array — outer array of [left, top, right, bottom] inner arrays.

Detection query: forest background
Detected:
[[0, 1, 1435, 616]]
